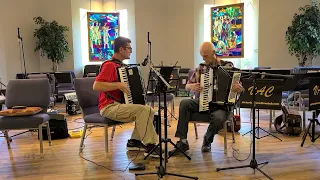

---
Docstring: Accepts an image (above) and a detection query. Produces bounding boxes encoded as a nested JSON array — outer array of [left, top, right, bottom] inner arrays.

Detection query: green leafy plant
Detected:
[[285, 5, 320, 66], [33, 16, 71, 72]]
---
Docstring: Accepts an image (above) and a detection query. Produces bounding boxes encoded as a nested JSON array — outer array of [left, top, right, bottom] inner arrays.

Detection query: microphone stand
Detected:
[[0, 81, 6, 88], [145, 32, 156, 108], [216, 70, 293, 180], [135, 62, 197, 180], [18, 28, 27, 79]]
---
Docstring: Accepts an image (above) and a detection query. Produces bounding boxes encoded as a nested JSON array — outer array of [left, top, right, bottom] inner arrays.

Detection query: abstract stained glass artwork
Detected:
[[87, 12, 120, 61], [211, 3, 244, 58]]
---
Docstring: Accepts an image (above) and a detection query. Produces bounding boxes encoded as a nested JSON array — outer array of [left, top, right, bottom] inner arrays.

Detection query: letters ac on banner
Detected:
[[240, 78, 284, 110], [247, 85, 274, 97], [309, 77, 320, 111]]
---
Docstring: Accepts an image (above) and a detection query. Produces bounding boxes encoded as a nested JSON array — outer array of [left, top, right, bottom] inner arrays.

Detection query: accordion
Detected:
[[199, 66, 241, 112], [117, 66, 146, 105]]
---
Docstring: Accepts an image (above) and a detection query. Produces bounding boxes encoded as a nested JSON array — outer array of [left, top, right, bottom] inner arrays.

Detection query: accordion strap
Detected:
[[104, 92, 124, 103]]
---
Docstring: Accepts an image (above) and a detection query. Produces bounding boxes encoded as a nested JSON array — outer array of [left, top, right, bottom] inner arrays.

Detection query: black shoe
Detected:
[[201, 138, 211, 152], [126, 139, 146, 151], [168, 140, 190, 157], [144, 144, 163, 158]]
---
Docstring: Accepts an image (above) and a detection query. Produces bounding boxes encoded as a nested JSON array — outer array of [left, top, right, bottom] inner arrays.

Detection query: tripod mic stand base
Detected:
[[144, 138, 191, 161], [135, 165, 198, 180], [242, 127, 282, 141], [216, 159, 273, 180]]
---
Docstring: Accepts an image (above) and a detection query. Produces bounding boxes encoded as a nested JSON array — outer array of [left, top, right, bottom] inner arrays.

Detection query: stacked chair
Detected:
[[0, 79, 52, 156], [27, 74, 57, 110]]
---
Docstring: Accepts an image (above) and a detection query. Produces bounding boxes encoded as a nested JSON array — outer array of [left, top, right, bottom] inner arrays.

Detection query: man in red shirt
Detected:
[[93, 36, 161, 158]]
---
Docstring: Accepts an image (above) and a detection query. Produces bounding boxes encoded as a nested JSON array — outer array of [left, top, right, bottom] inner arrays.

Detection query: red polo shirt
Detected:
[[95, 61, 123, 111]]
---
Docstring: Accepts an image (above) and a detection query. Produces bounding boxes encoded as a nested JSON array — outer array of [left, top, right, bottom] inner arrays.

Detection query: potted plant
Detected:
[[285, 4, 320, 67], [33, 16, 71, 72]]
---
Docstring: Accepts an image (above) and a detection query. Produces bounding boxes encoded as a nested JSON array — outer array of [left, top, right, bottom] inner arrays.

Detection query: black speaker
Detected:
[[39, 113, 69, 140]]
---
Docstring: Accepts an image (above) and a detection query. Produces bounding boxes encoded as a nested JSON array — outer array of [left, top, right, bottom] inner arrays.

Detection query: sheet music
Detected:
[[228, 72, 241, 104], [149, 65, 173, 89]]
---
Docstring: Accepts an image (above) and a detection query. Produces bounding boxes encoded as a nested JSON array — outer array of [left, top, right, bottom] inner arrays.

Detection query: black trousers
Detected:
[[174, 99, 232, 143]]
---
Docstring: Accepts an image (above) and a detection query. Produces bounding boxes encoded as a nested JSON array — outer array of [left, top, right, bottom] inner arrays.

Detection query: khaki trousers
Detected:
[[100, 102, 158, 145]]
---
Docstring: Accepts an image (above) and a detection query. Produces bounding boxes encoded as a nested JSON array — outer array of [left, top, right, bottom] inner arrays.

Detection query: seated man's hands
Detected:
[[231, 82, 244, 93], [190, 83, 203, 92], [117, 82, 130, 94]]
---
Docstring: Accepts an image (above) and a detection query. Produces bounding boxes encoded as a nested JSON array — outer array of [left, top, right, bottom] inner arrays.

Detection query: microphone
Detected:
[[142, 55, 149, 66], [147, 32, 150, 43]]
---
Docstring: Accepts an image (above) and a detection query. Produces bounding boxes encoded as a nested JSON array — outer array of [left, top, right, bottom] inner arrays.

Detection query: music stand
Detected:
[[240, 78, 283, 141], [301, 73, 320, 147], [146, 67, 179, 123], [135, 64, 198, 180], [212, 66, 241, 111], [216, 70, 292, 180]]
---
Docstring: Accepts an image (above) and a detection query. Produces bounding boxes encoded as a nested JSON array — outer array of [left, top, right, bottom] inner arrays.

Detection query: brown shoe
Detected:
[[201, 138, 211, 152]]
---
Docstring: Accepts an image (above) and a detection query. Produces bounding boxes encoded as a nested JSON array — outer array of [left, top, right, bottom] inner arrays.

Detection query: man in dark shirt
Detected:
[[169, 42, 244, 156], [93, 36, 161, 158]]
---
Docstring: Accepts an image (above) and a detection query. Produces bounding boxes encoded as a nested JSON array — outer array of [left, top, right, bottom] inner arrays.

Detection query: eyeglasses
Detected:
[[125, 46, 132, 50]]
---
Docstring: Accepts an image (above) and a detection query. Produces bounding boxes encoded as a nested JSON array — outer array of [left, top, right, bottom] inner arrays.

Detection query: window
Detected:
[[203, 0, 257, 69], [80, 8, 129, 65]]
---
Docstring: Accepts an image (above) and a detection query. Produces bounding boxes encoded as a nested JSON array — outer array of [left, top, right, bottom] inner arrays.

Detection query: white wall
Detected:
[[258, 0, 311, 68], [135, 0, 195, 68], [0, 0, 74, 84], [135, 0, 196, 82], [37, 0, 74, 73], [0, 0, 40, 83], [0, 9, 7, 85]]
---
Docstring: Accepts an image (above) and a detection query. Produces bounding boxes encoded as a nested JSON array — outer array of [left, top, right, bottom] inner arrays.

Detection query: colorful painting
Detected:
[[211, 3, 244, 58], [87, 12, 120, 61]]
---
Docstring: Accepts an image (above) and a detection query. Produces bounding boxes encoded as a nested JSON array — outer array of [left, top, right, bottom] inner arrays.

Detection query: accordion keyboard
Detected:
[[118, 67, 133, 104], [117, 66, 146, 105], [199, 68, 213, 112]]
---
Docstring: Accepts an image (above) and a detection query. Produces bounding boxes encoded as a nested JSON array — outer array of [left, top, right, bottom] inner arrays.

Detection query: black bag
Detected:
[[274, 105, 302, 136], [39, 113, 69, 140]]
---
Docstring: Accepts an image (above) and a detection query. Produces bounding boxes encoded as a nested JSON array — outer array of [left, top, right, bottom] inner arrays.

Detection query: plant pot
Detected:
[[299, 58, 312, 67], [52, 61, 59, 72]]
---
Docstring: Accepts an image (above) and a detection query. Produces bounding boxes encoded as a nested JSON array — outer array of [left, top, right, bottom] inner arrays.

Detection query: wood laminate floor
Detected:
[[1, 98, 320, 180]]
